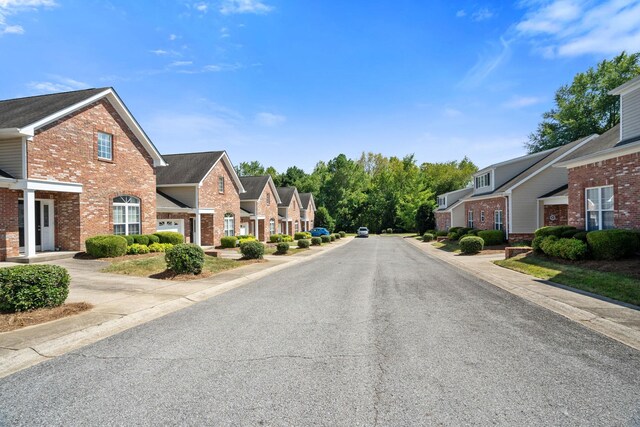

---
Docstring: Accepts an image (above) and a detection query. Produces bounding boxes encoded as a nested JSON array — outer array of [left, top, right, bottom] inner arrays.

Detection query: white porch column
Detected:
[[23, 189, 36, 257], [285, 208, 289, 235], [195, 212, 202, 246], [254, 201, 259, 240]]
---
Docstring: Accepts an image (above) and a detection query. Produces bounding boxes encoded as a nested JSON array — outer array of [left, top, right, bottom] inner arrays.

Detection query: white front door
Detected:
[[40, 200, 55, 251], [157, 219, 184, 235]]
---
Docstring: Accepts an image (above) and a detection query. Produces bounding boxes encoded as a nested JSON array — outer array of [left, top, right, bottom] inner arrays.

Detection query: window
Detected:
[[97, 132, 113, 160], [267, 193, 271, 206], [480, 210, 485, 223], [113, 195, 140, 235], [468, 210, 474, 228], [586, 186, 614, 231], [269, 218, 276, 234], [218, 176, 225, 193], [475, 172, 491, 189], [494, 210, 503, 231], [224, 213, 235, 236], [437, 196, 446, 207], [295, 221, 299, 232]]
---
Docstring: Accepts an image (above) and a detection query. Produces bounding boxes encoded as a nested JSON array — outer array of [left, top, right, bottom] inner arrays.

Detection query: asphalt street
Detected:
[[1, 237, 639, 426]]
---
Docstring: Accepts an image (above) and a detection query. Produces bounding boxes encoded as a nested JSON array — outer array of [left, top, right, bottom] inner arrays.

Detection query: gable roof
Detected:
[[0, 87, 166, 167], [157, 151, 225, 185], [299, 192, 315, 210], [436, 187, 473, 211], [239, 175, 281, 203], [0, 167, 14, 179], [539, 184, 568, 199], [473, 147, 555, 176], [156, 190, 192, 209], [277, 187, 300, 207]]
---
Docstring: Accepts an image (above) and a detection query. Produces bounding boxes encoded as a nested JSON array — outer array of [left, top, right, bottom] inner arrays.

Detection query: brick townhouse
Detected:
[[276, 187, 302, 236], [155, 151, 244, 247], [298, 192, 316, 232], [238, 175, 281, 242], [0, 88, 166, 261]]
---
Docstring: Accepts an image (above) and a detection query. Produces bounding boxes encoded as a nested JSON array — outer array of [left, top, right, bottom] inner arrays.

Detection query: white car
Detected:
[[357, 227, 369, 238]]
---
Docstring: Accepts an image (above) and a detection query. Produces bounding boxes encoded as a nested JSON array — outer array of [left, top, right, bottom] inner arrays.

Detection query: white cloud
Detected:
[[220, 26, 230, 38], [443, 107, 463, 118], [255, 112, 286, 127], [515, 0, 640, 57], [472, 7, 494, 21], [456, 9, 466, 17], [169, 33, 178, 40], [169, 60, 192, 67], [502, 96, 543, 108], [150, 49, 168, 55], [0, 0, 56, 35], [27, 76, 89, 94], [194, 2, 208, 12], [458, 37, 512, 88], [220, 0, 273, 15]]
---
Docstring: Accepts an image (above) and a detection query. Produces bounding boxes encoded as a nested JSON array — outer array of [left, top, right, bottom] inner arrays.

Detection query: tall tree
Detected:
[[235, 161, 266, 177], [526, 51, 640, 153], [421, 157, 477, 199]]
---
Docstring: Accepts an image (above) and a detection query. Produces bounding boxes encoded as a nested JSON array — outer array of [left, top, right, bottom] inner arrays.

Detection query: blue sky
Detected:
[[2, 1, 640, 172]]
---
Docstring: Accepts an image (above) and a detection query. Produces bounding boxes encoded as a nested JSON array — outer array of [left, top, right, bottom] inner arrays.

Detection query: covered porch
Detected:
[[156, 191, 214, 246], [537, 185, 569, 228]]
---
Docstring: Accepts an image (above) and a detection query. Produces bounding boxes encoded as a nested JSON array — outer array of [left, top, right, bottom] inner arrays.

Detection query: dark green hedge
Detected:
[[311, 237, 322, 246], [459, 236, 484, 254], [276, 242, 290, 254], [154, 231, 185, 245], [297, 239, 310, 248], [534, 226, 576, 238], [240, 241, 265, 259], [587, 229, 640, 260], [220, 236, 238, 248], [477, 230, 505, 246], [165, 243, 204, 274], [85, 235, 128, 258], [0, 265, 70, 312]]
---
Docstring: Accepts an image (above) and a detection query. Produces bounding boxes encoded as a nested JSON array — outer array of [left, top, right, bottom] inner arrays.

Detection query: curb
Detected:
[[405, 237, 640, 352], [0, 238, 353, 379]]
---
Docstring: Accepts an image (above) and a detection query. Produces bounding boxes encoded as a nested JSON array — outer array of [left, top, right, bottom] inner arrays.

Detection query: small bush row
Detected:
[[269, 234, 294, 243], [532, 227, 639, 261], [86, 231, 185, 258], [294, 232, 312, 240]]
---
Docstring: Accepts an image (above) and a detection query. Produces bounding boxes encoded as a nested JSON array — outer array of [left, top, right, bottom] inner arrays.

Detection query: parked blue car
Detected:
[[310, 227, 330, 237]]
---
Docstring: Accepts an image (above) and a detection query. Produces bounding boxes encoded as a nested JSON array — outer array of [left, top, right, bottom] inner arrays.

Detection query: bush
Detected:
[[534, 226, 576, 238], [124, 235, 135, 246], [148, 242, 166, 253], [436, 231, 448, 237], [294, 232, 312, 240], [311, 237, 322, 246], [477, 230, 505, 246], [297, 239, 310, 248], [165, 243, 205, 274], [154, 231, 184, 245], [238, 235, 256, 242], [276, 242, 290, 254], [449, 227, 462, 234], [0, 265, 70, 312], [561, 229, 580, 238], [147, 234, 160, 244], [587, 229, 640, 260], [459, 236, 484, 254], [422, 233, 434, 242], [333, 233, 341, 240], [240, 240, 265, 259], [572, 231, 588, 242], [531, 236, 545, 254], [321, 235, 331, 243], [127, 243, 150, 255], [539, 235, 558, 255], [330, 234, 336, 241], [386, 228, 393, 234], [85, 235, 128, 258], [553, 238, 589, 260], [270, 234, 293, 243], [339, 231, 346, 238], [131, 235, 149, 246], [221, 236, 238, 248]]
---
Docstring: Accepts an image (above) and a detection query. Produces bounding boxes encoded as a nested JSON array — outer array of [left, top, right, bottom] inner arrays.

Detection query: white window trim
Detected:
[[223, 213, 235, 236], [494, 210, 503, 231], [480, 210, 485, 223], [475, 172, 491, 190], [218, 176, 225, 194], [113, 195, 140, 235], [97, 132, 113, 161], [468, 210, 474, 228], [585, 185, 614, 231]]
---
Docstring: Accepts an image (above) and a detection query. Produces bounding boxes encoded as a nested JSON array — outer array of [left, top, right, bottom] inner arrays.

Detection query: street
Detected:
[[1, 237, 639, 426]]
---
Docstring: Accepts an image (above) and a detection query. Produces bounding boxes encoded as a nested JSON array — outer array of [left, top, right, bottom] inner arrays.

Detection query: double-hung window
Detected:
[[586, 186, 614, 231], [480, 210, 485, 223], [98, 132, 113, 161], [218, 177, 225, 193], [494, 210, 503, 231], [475, 172, 491, 189], [269, 218, 276, 234], [267, 193, 271, 206], [113, 196, 140, 235], [468, 210, 474, 228], [224, 213, 235, 236]]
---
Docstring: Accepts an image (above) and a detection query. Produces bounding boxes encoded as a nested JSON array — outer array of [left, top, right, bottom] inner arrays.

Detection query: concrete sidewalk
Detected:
[[406, 237, 640, 352], [0, 238, 353, 378]]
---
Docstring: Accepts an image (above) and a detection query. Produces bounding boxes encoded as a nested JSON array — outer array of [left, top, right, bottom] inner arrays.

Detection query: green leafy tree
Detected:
[[527, 51, 640, 153], [314, 206, 335, 232], [235, 161, 266, 176], [421, 158, 477, 198], [415, 202, 436, 235]]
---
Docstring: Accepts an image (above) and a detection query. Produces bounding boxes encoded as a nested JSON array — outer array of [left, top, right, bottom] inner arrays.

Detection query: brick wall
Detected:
[[463, 197, 506, 232], [435, 211, 450, 231], [568, 152, 640, 230], [257, 185, 279, 242], [35, 191, 81, 251], [28, 99, 157, 250], [198, 159, 241, 246], [543, 205, 568, 227], [0, 189, 20, 260]]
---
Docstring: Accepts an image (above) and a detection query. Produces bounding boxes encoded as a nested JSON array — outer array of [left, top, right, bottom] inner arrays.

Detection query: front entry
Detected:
[[19, 199, 55, 252]]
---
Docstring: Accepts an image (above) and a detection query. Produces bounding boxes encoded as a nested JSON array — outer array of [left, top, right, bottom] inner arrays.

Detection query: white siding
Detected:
[[493, 152, 547, 189], [158, 186, 196, 208], [0, 139, 23, 179], [510, 167, 568, 233], [451, 203, 467, 228], [621, 90, 640, 141]]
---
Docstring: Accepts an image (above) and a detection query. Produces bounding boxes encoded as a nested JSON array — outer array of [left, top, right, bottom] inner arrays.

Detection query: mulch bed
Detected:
[[0, 302, 93, 333]]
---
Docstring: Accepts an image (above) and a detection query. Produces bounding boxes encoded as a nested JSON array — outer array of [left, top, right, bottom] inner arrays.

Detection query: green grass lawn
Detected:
[[102, 254, 244, 279], [432, 240, 461, 253], [264, 246, 309, 256], [495, 254, 640, 306]]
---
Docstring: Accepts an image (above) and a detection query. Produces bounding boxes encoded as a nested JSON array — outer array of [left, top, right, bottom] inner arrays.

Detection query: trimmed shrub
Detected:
[[561, 229, 580, 238], [238, 235, 256, 242], [221, 236, 238, 248], [240, 240, 265, 259], [160, 243, 174, 252], [124, 235, 135, 246], [539, 235, 558, 255], [0, 265, 70, 312], [554, 238, 588, 260], [531, 236, 545, 254], [339, 231, 346, 238], [459, 236, 484, 254], [276, 242, 290, 254], [422, 233, 434, 242], [311, 237, 322, 246], [386, 228, 393, 234], [154, 231, 184, 245], [587, 229, 640, 260], [127, 243, 150, 255], [131, 235, 149, 246], [333, 233, 341, 240], [85, 235, 127, 258], [436, 231, 448, 237], [148, 242, 166, 253], [294, 232, 312, 240], [270, 234, 283, 243], [449, 227, 462, 233], [321, 235, 331, 243], [330, 234, 336, 241], [534, 226, 576, 238], [165, 243, 205, 274], [147, 234, 160, 244], [572, 231, 588, 242], [477, 230, 505, 246], [297, 239, 310, 248]]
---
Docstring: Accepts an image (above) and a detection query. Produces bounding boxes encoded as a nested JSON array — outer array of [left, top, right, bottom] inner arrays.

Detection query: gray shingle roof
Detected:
[[156, 190, 191, 209], [0, 168, 14, 179], [0, 88, 109, 128], [156, 151, 225, 185], [560, 124, 620, 162], [277, 187, 296, 206], [539, 184, 568, 199], [299, 192, 313, 209], [239, 176, 270, 200]]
